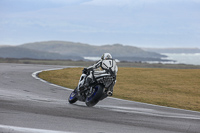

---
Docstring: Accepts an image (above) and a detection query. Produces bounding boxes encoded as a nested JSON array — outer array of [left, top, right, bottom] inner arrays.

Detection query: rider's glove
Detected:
[[82, 68, 88, 74]]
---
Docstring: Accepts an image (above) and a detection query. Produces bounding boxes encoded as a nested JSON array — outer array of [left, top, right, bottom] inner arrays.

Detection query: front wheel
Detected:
[[68, 88, 78, 104], [85, 85, 103, 107]]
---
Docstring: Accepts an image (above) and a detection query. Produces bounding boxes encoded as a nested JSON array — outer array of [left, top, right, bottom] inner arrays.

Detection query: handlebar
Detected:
[[82, 68, 93, 75]]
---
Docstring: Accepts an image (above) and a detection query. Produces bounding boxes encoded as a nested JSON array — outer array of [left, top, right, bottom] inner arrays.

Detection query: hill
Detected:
[[0, 41, 174, 62], [0, 46, 83, 60], [19, 41, 168, 62], [142, 48, 200, 53], [20, 41, 164, 57]]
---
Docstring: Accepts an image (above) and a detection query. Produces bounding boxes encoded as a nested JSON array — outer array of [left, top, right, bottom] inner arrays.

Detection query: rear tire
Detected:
[[68, 88, 78, 104], [85, 85, 103, 107]]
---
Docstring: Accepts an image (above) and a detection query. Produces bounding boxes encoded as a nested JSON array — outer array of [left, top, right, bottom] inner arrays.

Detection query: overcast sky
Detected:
[[0, 0, 200, 48]]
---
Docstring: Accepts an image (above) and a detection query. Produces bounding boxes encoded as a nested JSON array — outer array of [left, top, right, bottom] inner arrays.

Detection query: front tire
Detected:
[[68, 88, 78, 104], [85, 85, 103, 107]]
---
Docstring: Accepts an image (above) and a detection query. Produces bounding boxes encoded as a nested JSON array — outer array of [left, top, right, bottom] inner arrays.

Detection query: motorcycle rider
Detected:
[[83, 53, 118, 96]]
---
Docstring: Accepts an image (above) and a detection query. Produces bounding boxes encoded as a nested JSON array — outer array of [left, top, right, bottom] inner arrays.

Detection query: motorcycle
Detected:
[[68, 68, 116, 107]]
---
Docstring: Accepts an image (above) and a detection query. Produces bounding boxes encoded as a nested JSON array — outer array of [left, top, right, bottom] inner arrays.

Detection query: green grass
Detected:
[[39, 67, 200, 112]]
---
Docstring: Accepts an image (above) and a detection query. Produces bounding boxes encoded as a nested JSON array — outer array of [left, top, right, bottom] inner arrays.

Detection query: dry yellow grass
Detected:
[[38, 67, 200, 111]]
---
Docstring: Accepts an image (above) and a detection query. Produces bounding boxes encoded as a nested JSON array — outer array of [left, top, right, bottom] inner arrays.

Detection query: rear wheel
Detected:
[[85, 85, 103, 107], [68, 87, 78, 104]]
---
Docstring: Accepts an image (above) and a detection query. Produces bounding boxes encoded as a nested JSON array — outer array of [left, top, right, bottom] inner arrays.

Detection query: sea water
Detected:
[[84, 53, 200, 66], [161, 53, 200, 65]]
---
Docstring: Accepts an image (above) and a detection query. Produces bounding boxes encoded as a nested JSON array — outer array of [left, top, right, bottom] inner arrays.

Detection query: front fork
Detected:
[[77, 73, 87, 92]]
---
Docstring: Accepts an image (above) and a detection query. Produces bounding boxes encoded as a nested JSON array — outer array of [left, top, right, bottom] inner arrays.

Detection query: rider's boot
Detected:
[[107, 91, 113, 96], [107, 85, 114, 96]]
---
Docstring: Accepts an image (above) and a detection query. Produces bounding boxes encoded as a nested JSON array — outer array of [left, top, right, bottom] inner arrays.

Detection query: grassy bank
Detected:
[[1, 58, 200, 69], [39, 67, 200, 112]]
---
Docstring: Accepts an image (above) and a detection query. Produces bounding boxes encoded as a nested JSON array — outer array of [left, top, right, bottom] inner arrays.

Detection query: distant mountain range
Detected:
[[142, 48, 200, 54], [1, 41, 189, 62], [0, 46, 83, 60]]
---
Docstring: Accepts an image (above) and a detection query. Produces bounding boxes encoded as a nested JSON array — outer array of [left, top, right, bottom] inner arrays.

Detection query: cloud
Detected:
[[83, 0, 200, 6], [3, 0, 87, 4], [191, 0, 200, 3], [42, 0, 90, 4], [1, 0, 200, 47], [83, 0, 164, 6], [0, 0, 90, 13]]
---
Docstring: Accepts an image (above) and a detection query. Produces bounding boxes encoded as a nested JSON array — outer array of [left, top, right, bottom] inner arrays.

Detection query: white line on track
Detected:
[[0, 124, 75, 133], [32, 68, 73, 91], [96, 105, 200, 120]]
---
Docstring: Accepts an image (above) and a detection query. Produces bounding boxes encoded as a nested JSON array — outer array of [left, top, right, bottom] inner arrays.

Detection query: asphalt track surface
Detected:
[[1, 63, 200, 133]]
